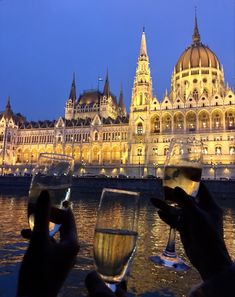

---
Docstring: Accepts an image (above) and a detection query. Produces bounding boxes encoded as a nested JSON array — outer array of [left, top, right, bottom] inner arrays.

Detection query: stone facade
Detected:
[[0, 17, 234, 178]]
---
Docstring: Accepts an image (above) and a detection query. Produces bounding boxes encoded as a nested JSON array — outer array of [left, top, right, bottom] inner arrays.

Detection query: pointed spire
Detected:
[[103, 68, 110, 96], [118, 84, 126, 116], [118, 84, 124, 108], [140, 28, 147, 56], [3, 96, 13, 119], [6, 96, 11, 110], [69, 73, 76, 101], [192, 7, 201, 45]]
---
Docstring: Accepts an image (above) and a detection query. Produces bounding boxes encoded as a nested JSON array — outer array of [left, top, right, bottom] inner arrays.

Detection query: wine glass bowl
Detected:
[[28, 153, 74, 232], [164, 138, 203, 197], [93, 188, 140, 287]]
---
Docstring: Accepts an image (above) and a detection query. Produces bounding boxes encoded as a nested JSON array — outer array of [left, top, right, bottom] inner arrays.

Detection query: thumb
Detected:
[[173, 187, 195, 210], [32, 190, 50, 243]]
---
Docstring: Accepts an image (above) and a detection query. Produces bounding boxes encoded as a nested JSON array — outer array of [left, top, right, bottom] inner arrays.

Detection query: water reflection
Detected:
[[0, 192, 235, 297]]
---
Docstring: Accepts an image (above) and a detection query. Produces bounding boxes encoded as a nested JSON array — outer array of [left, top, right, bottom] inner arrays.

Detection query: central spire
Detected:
[[192, 8, 201, 45], [131, 28, 152, 108], [140, 27, 147, 56]]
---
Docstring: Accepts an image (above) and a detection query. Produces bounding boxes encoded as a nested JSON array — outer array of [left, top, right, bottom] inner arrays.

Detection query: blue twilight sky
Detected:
[[0, 0, 234, 121]]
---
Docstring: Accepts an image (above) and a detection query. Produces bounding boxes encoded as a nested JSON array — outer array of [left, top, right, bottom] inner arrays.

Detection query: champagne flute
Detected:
[[94, 188, 140, 292], [28, 153, 74, 235], [150, 137, 203, 271]]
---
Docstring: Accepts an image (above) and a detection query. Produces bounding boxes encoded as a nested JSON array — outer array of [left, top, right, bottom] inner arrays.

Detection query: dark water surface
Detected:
[[1, 191, 235, 297]]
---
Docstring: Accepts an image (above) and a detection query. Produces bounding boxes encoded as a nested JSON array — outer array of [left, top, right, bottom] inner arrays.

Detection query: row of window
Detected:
[[151, 136, 234, 143], [175, 70, 221, 80], [136, 146, 235, 157], [77, 107, 99, 113], [63, 133, 90, 143], [3, 132, 234, 146], [136, 115, 235, 134], [102, 132, 128, 141], [9, 132, 128, 145], [17, 135, 54, 144]]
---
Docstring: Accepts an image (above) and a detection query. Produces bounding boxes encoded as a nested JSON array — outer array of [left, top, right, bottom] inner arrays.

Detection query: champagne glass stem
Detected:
[[163, 227, 176, 257]]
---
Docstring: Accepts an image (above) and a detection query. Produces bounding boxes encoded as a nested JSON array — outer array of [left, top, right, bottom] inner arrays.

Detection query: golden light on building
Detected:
[[0, 16, 234, 178]]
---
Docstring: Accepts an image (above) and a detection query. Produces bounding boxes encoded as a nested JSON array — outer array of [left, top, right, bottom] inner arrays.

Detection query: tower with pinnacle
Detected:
[[65, 74, 77, 120], [128, 28, 153, 166]]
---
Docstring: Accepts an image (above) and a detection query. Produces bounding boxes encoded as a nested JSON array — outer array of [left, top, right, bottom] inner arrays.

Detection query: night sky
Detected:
[[0, 0, 234, 121]]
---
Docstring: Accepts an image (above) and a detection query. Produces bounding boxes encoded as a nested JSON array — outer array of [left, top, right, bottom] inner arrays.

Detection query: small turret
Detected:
[[103, 69, 110, 97], [65, 74, 77, 120], [69, 73, 77, 102], [3, 97, 13, 120], [118, 84, 127, 116]]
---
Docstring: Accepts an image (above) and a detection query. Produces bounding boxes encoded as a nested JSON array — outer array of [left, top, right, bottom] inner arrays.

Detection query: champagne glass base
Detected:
[[150, 254, 190, 271]]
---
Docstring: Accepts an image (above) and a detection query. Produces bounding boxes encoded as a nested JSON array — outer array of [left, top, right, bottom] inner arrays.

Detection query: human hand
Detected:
[[151, 183, 232, 281], [17, 190, 79, 297], [85, 271, 127, 297]]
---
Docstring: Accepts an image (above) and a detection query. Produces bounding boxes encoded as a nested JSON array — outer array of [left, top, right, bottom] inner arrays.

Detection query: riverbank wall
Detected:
[[0, 176, 234, 201]]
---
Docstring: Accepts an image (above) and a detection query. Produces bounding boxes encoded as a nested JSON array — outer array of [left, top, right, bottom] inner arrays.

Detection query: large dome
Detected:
[[78, 90, 102, 105], [175, 16, 221, 73], [175, 43, 221, 73]]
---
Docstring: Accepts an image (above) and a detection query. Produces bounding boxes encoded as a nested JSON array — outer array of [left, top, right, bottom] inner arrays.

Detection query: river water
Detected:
[[0, 191, 235, 297]]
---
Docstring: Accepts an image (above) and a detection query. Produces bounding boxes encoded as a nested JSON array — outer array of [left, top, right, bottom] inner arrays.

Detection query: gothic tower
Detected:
[[128, 28, 153, 169], [65, 73, 77, 120]]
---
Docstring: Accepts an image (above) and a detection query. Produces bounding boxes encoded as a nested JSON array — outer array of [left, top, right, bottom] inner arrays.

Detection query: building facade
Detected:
[[0, 17, 234, 178]]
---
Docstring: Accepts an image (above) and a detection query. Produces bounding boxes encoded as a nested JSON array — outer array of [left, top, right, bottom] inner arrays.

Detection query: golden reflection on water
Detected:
[[0, 194, 235, 297]]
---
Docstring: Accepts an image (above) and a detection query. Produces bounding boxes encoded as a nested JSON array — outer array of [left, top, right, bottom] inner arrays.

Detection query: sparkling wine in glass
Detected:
[[28, 153, 74, 235], [150, 137, 202, 271], [94, 188, 140, 291]]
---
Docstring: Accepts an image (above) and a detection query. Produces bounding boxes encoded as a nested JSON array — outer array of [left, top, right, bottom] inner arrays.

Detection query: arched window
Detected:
[[203, 147, 208, 155], [226, 112, 235, 129], [145, 93, 148, 102], [174, 114, 184, 130], [137, 147, 142, 156], [199, 112, 210, 129], [230, 146, 235, 155], [193, 89, 199, 100], [139, 93, 143, 105], [94, 132, 98, 141], [213, 114, 221, 129], [215, 146, 222, 155], [137, 123, 143, 135], [163, 116, 172, 131], [153, 147, 158, 155], [153, 117, 160, 133], [164, 147, 169, 156]]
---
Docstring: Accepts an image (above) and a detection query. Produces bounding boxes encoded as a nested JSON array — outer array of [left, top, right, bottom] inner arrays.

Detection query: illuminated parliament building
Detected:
[[0, 17, 234, 178]]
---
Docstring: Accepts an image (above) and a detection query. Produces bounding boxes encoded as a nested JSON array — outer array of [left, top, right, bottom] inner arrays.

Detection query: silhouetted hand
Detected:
[[85, 271, 127, 297], [17, 190, 79, 297], [151, 183, 232, 281]]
